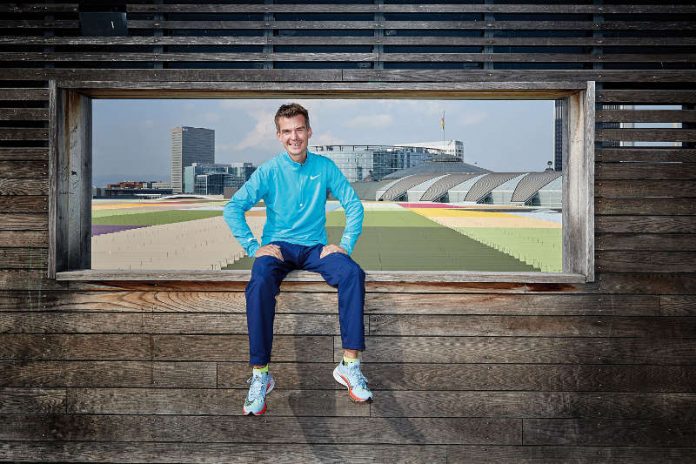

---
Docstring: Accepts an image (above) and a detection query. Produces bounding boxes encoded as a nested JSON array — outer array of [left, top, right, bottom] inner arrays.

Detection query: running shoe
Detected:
[[333, 360, 373, 403], [243, 371, 275, 415]]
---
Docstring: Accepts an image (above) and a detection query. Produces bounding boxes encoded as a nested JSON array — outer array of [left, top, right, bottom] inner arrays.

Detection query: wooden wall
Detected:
[[1, 2, 695, 462]]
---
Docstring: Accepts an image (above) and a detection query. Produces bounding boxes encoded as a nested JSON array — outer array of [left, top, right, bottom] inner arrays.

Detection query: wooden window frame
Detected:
[[48, 80, 595, 283]]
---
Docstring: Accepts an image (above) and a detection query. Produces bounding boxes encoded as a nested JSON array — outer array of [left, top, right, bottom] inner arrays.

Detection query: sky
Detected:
[[92, 98, 556, 187]]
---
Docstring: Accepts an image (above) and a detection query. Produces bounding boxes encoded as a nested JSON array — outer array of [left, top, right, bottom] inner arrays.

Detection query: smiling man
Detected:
[[223, 103, 371, 416]]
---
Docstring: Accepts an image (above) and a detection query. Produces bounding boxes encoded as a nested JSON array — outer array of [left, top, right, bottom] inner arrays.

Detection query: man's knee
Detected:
[[338, 257, 366, 284], [247, 256, 283, 291]]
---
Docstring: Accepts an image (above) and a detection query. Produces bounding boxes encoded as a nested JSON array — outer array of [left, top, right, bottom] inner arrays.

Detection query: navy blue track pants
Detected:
[[245, 241, 366, 366]]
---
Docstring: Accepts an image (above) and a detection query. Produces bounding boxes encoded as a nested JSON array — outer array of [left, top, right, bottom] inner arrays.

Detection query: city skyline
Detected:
[[92, 98, 554, 187]]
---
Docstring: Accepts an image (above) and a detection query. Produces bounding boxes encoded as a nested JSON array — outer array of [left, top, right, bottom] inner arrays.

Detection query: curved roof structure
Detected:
[[378, 174, 435, 201], [420, 173, 481, 202], [464, 173, 521, 202], [511, 171, 563, 203]]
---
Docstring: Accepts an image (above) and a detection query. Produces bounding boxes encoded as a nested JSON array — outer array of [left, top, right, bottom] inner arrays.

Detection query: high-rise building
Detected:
[[183, 162, 256, 195], [554, 99, 566, 172], [170, 126, 215, 193]]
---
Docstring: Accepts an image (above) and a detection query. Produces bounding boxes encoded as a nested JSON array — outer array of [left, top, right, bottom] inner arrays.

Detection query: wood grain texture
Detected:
[[66, 388, 369, 417], [347, 336, 696, 364], [368, 315, 696, 338], [0, 388, 65, 413], [596, 163, 696, 180], [597, 251, 696, 272], [0, 414, 521, 445], [0, 291, 663, 316], [0, 230, 47, 247], [524, 419, 696, 446], [0, 160, 48, 179], [596, 233, 696, 251], [595, 198, 696, 215], [595, 148, 696, 163], [0, 214, 48, 231], [0, 178, 48, 195], [0, 248, 48, 269], [1, 443, 695, 464], [598, 273, 696, 294], [0, 196, 47, 213], [595, 180, 696, 198], [0, 334, 150, 361], [0, 148, 48, 161], [660, 296, 696, 316], [596, 216, 696, 234]]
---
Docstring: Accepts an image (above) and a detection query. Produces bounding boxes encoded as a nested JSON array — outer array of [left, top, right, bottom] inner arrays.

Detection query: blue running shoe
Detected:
[[243, 371, 275, 416], [333, 360, 373, 403]]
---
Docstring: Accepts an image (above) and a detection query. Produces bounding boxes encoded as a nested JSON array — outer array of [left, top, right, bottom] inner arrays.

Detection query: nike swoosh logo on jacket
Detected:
[[223, 151, 364, 257]]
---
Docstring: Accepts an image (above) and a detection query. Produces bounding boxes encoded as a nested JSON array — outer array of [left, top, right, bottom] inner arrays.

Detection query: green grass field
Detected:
[[225, 210, 539, 271]]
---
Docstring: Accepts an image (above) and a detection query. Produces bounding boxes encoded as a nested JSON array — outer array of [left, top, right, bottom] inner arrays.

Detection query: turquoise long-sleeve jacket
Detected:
[[223, 151, 364, 257]]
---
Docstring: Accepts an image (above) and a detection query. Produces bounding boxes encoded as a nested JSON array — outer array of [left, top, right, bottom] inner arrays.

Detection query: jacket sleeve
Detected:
[[327, 160, 364, 255], [223, 167, 267, 257]]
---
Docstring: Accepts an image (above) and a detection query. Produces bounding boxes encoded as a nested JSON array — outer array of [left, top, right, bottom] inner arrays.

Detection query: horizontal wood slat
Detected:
[[0, 109, 48, 121], [0, 414, 522, 445], [596, 163, 696, 180], [596, 180, 696, 198], [0, 148, 48, 161], [0, 160, 48, 178], [597, 233, 696, 251], [596, 149, 696, 163], [349, 336, 696, 364], [4, 36, 696, 48], [0, 179, 48, 195], [0, 291, 663, 316], [0, 388, 65, 414], [597, 251, 696, 273], [597, 110, 696, 124], [597, 128, 696, 143], [0, 129, 49, 142], [598, 273, 696, 294], [0, 214, 48, 231], [0, 231, 47, 248], [0, 196, 48, 213], [0, 248, 48, 269], [595, 198, 696, 215], [5, 52, 696, 64], [596, 216, 696, 234], [1, 443, 695, 464], [524, 419, 696, 446], [0, 88, 48, 100], [598, 90, 696, 104]]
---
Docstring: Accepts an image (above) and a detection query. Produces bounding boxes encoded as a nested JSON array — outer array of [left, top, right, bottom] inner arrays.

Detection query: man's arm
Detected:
[[328, 161, 364, 255], [223, 168, 268, 258]]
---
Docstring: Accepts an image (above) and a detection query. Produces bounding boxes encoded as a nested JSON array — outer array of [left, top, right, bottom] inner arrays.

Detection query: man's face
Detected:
[[276, 114, 312, 159]]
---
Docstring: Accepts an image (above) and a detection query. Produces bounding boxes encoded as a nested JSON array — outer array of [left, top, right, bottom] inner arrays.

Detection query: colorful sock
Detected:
[[253, 364, 269, 374], [343, 355, 359, 366]]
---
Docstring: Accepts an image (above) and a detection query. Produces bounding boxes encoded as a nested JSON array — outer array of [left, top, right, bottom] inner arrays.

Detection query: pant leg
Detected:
[[246, 254, 293, 365], [302, 246, 366, 351]]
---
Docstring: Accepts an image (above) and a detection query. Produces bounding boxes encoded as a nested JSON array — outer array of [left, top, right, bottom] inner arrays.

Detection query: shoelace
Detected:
[[347, 364, 369, 389], [246, 375, 264, 401]]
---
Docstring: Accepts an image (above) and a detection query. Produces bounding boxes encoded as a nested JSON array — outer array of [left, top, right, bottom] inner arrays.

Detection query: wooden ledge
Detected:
[[56, 270, 587, 284]]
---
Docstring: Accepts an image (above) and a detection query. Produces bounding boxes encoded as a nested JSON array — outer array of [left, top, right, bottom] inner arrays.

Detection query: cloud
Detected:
[[310, 132, 346, 146], [345, 114, 393, 129], [457, 111, 488, 126]]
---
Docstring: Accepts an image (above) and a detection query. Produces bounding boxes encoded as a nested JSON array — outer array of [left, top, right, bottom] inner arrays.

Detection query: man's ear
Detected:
[[307, 126, 313, 139]]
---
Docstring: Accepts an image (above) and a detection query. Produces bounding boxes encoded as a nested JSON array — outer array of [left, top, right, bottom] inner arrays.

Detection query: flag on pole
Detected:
[[440, 111, 446, 130]]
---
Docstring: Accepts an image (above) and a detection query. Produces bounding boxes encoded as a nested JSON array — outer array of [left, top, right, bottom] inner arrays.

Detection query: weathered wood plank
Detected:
[[0, 230, 47, 247], [524, 419, 696, 446], [597, 90, 696, 104], [0, 334, 149, 361], [0, 291, 662, 316], [66, 388, 369, 417], [0, 108, 48, 121], [5, 67, 696, 84], [597, 110, 696, 124], [0, 88, 48, 100], [372, 392, 696, 420], [0, 313, 362, 335], [0, 178, 48, 195], [5, 35, 696, 47], [596, 163, 696, 180], [598, 273, 696, 294], [1, 443, 695, 464], [0, 128, 49, 141], [153, 335, 333, 362], [0, 214, 48, 231], [597, 251, 696, 273], [596, 148, 696, 163], [193, 362, 696, 393], [596, 216, 696, 234], [597, 233, 696, 251], [0, 196, 47, 213], [0, 361, 218, 388], [0, 148, 48, 161], [0, 388, 65, 414], [0, 270, 65, 291], [368, 315, 696, 338], [0, 248, 47, 269], [0, 415, 521, 445], [0, 160, 48, 178], [348, 336, 696, 364], [597, 128, 696, 143], [596, 180, 696, 198], [660, 296, 696, 317], [6, 51, 696, 64], [595, 198, 696, 215]]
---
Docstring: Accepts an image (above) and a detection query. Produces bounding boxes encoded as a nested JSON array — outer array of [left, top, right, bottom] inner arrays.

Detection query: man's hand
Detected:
[[320, 244, 347, 259], [254, 244, 284, 261]]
